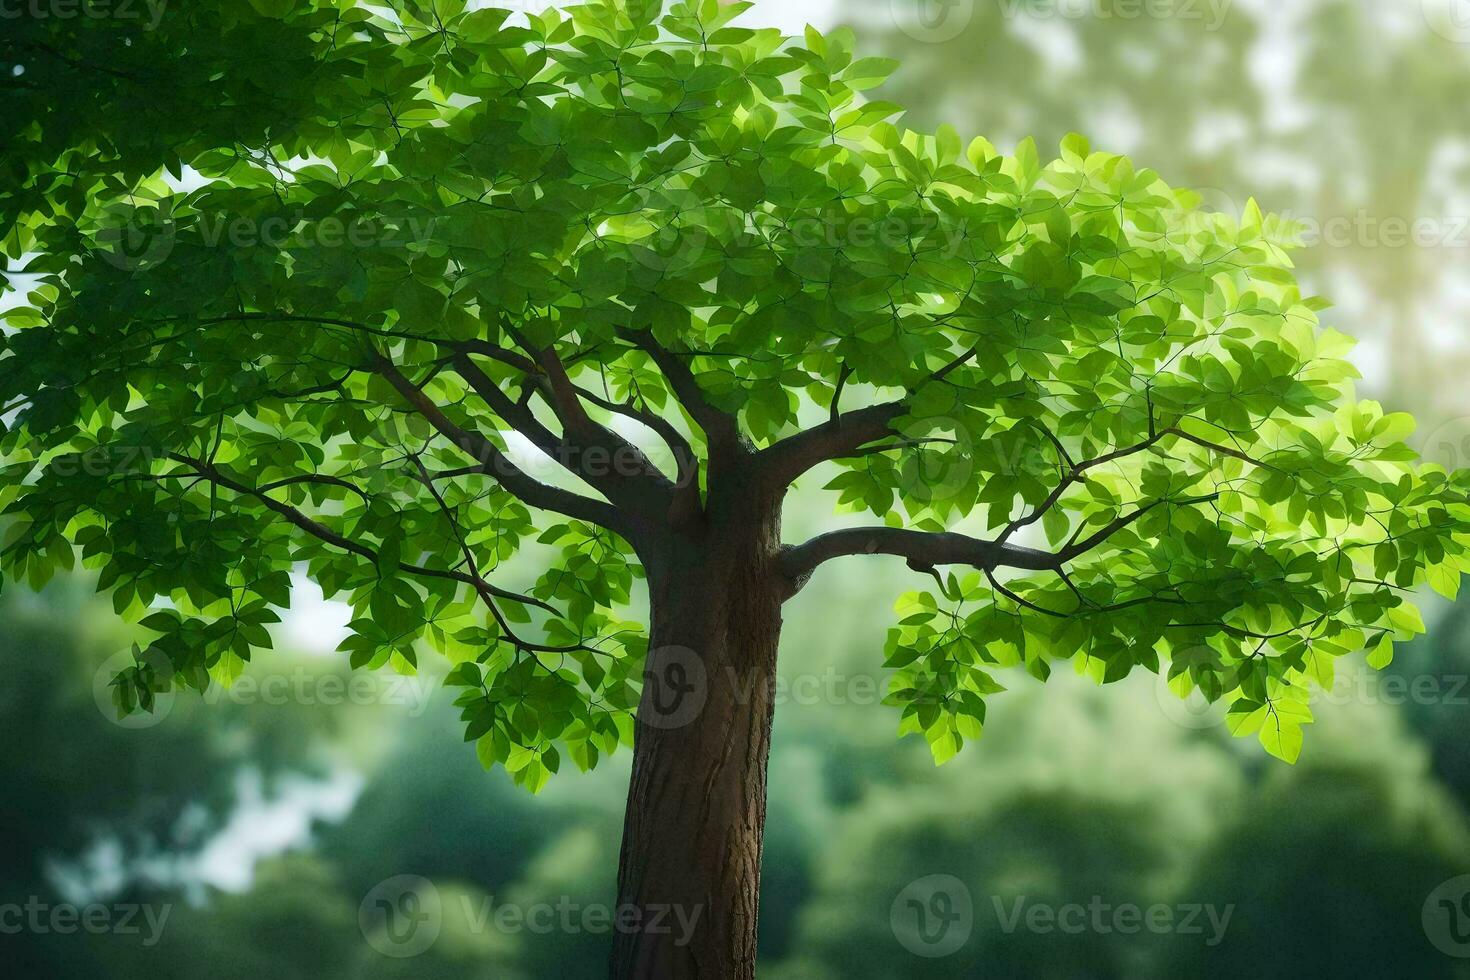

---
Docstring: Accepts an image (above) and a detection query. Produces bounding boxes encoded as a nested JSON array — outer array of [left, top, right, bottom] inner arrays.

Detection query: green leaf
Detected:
[[1260, 719, 1304, 765]]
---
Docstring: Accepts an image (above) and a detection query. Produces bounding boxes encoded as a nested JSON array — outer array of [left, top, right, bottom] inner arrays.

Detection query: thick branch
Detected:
[[758, 347, 979, 487], [572, 383, 703, 524], [372, 354, 628, 534], [757, 400, 908, 486], [575, 385, 698, 479], [619, 328, 740, 451], [780, 527, 1060, 588], [781, 494, 1221, 592], [451, 351, 678, 519], [449, 339, 539, 375], [449, 355, 575, 468]]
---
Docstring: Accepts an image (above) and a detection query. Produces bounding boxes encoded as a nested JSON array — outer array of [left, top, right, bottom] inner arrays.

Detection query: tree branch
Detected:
[[406, 454, 588, 655], [450, 350, 678, 519], [781, 493, 1221, 593], [757, 400, 908, 486], [758, 347, 980, 487], [998, 427, 1168, 543], [571, 382, 703, 524], [371, 353, 629, 534], [162, 454, 556, 613], [1057, 493, 1220, 563], [619, 328, 740, 451], [780, 527, 1059, 589]]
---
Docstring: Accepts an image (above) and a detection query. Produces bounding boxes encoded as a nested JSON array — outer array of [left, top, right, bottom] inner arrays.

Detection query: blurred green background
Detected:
[[8, 0, 1470, 976]]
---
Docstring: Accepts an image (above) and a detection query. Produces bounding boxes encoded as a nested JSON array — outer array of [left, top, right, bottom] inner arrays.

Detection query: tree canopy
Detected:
[[3, 0, 1467, 789]]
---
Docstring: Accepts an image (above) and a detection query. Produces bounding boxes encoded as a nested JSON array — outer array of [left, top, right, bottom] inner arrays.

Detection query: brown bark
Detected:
[[610, 491, 785, 980]]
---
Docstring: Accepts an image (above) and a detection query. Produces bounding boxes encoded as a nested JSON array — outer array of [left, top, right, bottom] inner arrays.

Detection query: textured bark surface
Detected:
[[610, 485, 785, 980]]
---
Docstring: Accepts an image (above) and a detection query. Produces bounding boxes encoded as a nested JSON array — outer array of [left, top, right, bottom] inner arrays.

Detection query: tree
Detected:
[[3, 2, 1468, 975]]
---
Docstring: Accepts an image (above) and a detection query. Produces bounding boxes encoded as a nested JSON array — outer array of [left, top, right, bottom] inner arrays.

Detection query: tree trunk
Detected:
[[610, 507, 784, 979]]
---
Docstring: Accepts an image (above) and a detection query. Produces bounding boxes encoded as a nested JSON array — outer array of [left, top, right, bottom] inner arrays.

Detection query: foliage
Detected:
[[3, 0, 1468, 791]]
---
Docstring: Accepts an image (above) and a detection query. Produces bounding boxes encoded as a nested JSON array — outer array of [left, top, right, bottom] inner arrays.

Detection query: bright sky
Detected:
[[737, 0, 840, 33]]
